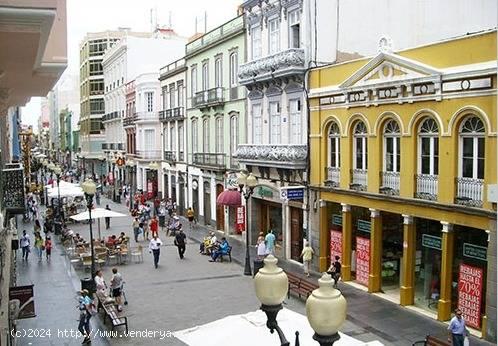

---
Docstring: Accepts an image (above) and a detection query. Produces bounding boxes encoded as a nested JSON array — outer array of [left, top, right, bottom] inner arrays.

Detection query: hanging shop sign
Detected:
[[463, 243, 487, 261], [116, 157, 125, 167], [9, 284, 35, 319], [330, 230, 342, 261], [332, 214, 342, 227], [356, 237, 370, 286], [458, 263, 483, 329], [422, 234, 442, 251], [236, 206, 245, 232], [108, 172, 114, 185], [357, 220, 371, 233], [226, 172, 239, 189], [257, 186, 274, 198]]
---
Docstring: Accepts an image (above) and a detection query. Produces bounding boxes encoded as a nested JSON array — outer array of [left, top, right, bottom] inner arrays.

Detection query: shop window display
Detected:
[[381, 212, 403, 297], [451, 226, 488, 329], [414, 218, 442, 313], [351, 207, 371, 284]]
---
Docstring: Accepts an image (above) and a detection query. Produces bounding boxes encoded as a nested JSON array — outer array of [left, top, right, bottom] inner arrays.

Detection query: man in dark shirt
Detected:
[[327, 256, 342, 287], [174, 226, 187, 259]]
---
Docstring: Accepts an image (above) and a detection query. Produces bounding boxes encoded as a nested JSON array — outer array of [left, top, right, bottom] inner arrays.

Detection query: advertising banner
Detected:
[[236, 206, 245, 233], [356, 237, 370, 286], [458, 263, 483, 329], [330, 230, 342, 261], [9, 285, 35, 319]]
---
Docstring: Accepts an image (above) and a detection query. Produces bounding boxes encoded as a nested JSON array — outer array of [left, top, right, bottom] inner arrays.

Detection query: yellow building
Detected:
[[308, 30, 496, 340]]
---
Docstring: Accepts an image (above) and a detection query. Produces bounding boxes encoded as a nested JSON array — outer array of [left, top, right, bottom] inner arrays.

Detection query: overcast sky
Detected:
[[22, 0, 242, 130]]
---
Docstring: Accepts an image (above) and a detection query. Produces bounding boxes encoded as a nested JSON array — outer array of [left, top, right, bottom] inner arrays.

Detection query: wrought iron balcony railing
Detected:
[[192, 153, 226, 169], [324, 167, 340, 187], [236, 144, 306, 169], [123, 115, 137, 127], [415, 174, 438, 201], [163, 151, 177, 163], [380, 171, 400, 196], [159, 107, 185, 122], [350, 169, 367, 191], [455, 177, 484, 207], [192, 87, 224, 108]]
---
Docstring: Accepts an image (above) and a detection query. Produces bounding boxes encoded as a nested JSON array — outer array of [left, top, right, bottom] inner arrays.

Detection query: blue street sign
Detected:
[[286, 188, 304, 200]]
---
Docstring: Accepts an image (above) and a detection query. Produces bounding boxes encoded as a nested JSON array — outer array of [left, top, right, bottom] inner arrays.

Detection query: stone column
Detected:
[[341, 203, 352, 281], [400, 214, 415, 306], [368, 208, 382, 293], [438, 221, 454, 321], [318, 201, 329, 272]]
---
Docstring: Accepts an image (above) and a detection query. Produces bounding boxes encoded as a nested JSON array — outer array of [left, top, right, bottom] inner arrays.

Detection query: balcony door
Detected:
[[203, 180, 211, 225], [216, 184, 225, 231]]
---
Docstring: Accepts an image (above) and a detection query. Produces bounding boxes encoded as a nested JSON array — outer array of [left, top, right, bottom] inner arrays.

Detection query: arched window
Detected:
[[418, 118, 439, 175], [191, 119, 198, 153], [459, 116, 485, 179], [203, 118, 210, 152], [328, 122, 340, 168], [353, 121, 368, 170], [215, 116, 223, 153], [383, 120, 400, 172]]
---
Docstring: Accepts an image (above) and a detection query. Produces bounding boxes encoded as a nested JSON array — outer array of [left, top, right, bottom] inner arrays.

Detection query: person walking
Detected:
[[150, 216, 159, 238], [264, 230, 276, 256], [448, 308, 469, 346], [132, 217, 140, 242], [105, 205, 111, 229], [174, 227, 187, 259], [20, 230, 30, 261], [327, 255, 342, 287], [110, 267, 124, 312], [148, 234, 163, 269], [256, 232, 266, 260], [300, 241, 314, 277], [34, 232, 44, 262], [44, 236, 52, 261], [77, 289, 93, 344], [186, 207, 195, 230]]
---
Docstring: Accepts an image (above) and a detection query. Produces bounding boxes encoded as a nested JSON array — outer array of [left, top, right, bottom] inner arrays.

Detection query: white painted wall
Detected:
[[335, 0, 497, 56]]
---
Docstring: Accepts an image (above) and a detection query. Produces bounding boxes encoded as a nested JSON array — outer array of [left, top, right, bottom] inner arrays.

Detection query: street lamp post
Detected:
[[254, 256, 347, 346], [127, 158, 135, 211], [237, 172, 258, 276], [53, 165, 62, 235], [81, 179, 97, 278]]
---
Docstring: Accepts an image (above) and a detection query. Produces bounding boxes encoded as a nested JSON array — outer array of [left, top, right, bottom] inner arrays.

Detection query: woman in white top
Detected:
[[94, 270, 107, 294], [256, 232, 266, 260]]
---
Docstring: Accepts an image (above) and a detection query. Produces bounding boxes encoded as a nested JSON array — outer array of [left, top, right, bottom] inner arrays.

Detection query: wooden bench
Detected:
[[102, 303, 129, 334], [412, 335, 450, 346], [286, 271, 318, 300], [219, 246, 232, 262], [95, 291, 128, 334]]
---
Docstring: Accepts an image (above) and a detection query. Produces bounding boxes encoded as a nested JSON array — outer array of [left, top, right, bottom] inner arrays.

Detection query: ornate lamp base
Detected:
[[312, 332, 340, 346]]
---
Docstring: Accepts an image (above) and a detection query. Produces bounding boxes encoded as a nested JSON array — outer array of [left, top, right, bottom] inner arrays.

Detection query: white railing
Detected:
[[351, 169, 367, 190], [380, 171, 400, 195], [136, 111, 158, 120], [326, 167, 340, 187], [415, 174, 438, 200], [455, 177, 484, 207], [136, 150, 162, 160]]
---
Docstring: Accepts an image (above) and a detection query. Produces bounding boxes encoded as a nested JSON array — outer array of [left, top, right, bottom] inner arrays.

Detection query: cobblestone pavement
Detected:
[[15, 197, 494, 346]]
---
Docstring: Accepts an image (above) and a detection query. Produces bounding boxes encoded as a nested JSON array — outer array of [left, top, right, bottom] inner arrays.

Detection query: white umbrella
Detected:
[[45, 181, 79, 189], [174, 308, 379, 346], [48, 187, 84, 199], [70, 208, 127, 239], [35, 153, 47, 158]]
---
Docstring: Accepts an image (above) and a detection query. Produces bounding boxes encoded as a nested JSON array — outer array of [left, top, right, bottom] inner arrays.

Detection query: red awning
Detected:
[[216, 189, 241, 206]]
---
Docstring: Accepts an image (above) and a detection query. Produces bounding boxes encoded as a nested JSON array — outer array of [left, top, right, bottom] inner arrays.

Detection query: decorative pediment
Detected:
[[340, 53, 441, 89]]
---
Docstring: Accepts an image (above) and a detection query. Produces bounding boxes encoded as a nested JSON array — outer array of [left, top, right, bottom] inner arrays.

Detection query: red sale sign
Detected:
[[458, 263, 483, 329], [330, 230, 342, 261], [236, 206, 245, 232], [356, 237, 370, 286]]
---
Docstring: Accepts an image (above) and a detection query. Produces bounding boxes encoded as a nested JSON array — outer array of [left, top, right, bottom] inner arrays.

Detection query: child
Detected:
[[300, 241, 314, 277], [45, 236, 52, 261]]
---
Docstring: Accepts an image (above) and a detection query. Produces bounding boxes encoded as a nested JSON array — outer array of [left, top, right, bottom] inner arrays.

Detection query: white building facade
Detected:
[[159, 58, 188, 209], [237, 0, 337, 262], [134, 73, 163, 196], [102, 31, 187, 197]]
